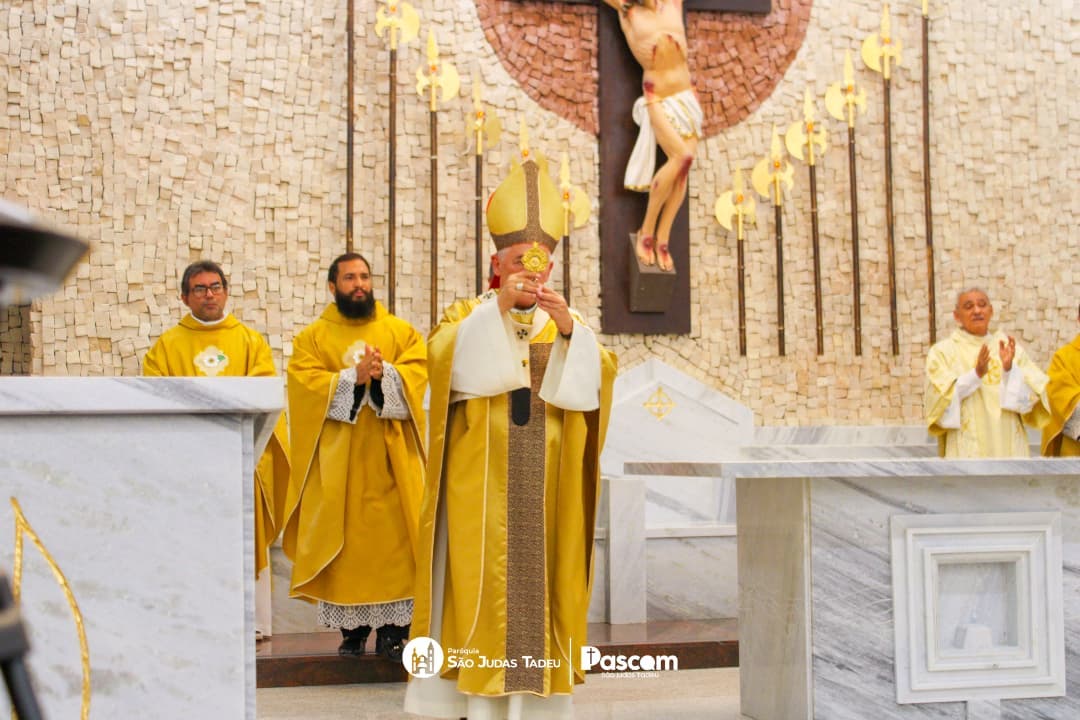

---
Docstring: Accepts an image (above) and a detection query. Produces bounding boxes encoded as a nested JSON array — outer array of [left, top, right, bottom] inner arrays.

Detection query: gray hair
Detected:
[[954, 287, 990, 308]]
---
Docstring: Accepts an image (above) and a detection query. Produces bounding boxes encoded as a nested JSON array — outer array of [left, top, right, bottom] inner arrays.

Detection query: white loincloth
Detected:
[[623, 88, 704, 192]]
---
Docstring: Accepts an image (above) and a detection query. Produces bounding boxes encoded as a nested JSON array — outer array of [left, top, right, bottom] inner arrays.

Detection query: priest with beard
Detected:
[[283, 252, 427, 660]]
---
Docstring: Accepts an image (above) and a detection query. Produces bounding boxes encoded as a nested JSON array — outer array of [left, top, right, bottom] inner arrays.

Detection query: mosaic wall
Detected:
[[1, 0, 1076, 425], [0, 305, 30, 374]]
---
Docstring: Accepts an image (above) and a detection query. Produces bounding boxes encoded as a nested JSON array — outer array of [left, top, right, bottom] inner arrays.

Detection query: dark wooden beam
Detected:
[[598, 8, 690, 334]]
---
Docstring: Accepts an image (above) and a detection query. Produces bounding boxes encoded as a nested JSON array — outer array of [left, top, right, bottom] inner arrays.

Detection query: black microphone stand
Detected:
[[0, 574, 44, 720]]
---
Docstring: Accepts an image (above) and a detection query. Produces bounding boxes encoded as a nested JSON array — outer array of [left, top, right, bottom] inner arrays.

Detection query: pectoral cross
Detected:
[[503, 1, 770, 334]]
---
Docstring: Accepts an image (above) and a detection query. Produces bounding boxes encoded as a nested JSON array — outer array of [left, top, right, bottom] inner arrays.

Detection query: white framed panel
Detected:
[[891, 512, 1065, 704]]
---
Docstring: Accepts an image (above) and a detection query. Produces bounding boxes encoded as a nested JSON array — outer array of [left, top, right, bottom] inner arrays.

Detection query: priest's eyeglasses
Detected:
[[190, 283, 225, 297]]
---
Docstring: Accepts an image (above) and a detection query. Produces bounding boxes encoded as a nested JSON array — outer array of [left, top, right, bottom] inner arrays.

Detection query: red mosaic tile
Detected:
[[475, 0, 812, 137]]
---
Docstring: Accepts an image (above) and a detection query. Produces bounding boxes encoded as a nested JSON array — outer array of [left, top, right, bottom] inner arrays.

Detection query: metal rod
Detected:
[[848, 125, 862, 356], [475, 153, 484, 295], [808, 162, 823, 355], [922, 13, 936, 344], [430, 110, 438, 328], [883, 76, 899, 355], [562, 233, 571, 303], [775, 202, 785, 356], [737, 229, 746, 356], [388, 48, 398, 313], [345, 0, 354, 253]]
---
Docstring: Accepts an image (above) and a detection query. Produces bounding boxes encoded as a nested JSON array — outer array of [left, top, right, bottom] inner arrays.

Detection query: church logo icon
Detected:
[[580, 645, 603, 670], [402, 636, 444, 678]]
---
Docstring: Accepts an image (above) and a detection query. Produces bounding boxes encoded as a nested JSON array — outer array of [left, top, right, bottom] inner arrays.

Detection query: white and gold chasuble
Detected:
[[925, 328, 1049, 458], [406, 292, 616, 720]]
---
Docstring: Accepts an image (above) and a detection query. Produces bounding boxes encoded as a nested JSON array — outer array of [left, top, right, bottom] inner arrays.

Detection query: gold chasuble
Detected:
[[283, 302, 426, 605], [925, 328, 1049, 458], [1042, 334, 1080, 456], [142, 313, 290, 577], [410, 294, 616, 707]]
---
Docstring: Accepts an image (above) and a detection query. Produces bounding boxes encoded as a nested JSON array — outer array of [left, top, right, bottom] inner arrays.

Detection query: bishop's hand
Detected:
[[498, 270, 542, 314], [536, 284, 573, 337]]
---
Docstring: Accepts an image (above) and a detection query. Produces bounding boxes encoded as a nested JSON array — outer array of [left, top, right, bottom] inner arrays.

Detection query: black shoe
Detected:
[[375, 623, 409, 662], [337, 625, 371, 656]]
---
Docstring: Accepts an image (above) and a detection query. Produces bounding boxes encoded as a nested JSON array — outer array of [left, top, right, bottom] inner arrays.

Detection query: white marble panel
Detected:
[[0, 414, 251, 719], [601, 358, 754, 478], [603, 361, 750, 622], [646, 536, 738, 621], [739, 425, 938, 461], [891, 512, 1064, 704], [736, 476, 811, 720], [750, 425, 935, 447], [808, 475, 1080, 719], [606, 476, 646, 624], [721, 457, 1080, 480], [645, 474, 732, 527], [936, 562, 1020, 654], [0, 376, 283, 459], [269, 544, 330, 634], [587, 539, 608, 624], [0, 376, 284, 414]]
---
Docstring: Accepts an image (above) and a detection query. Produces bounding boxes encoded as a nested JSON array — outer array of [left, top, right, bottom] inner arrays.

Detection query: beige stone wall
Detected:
[[1, 1, 1076, 424], [0, 305, 30, 374]]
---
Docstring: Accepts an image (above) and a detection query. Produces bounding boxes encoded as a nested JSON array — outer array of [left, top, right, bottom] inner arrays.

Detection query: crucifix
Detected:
[[505, 0, 770, 334]]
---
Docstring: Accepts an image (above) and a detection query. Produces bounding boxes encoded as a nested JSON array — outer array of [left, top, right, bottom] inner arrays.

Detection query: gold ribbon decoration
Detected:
[[10, 497, 91, 720]]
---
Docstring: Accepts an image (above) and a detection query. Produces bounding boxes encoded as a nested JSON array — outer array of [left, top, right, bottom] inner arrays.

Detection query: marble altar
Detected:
[[595, 359, 752, 624], [724, 458, 1080, 720], [0, 377, 282, 719]]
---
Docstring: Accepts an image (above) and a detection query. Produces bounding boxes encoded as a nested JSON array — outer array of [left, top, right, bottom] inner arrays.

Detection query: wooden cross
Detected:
[[506, 0, 770, 334]]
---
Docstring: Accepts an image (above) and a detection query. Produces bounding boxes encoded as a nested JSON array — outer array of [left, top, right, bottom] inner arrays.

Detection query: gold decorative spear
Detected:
[[862, 3, 903, 355], [416, 29, 460, 327], [786, 87, 830, 355], [715, 168, 757, 356], [346, 0, 359, 255], [826, 49, 868, 355], [559, 151, 590, 303], [468, 73, 501, 295], [373, 0, 419, 313], [752, 125, 795, 356], [921, 0, 937, 343]]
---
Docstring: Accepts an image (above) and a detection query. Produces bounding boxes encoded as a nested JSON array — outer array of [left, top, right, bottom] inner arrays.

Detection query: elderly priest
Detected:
[[925, 287, 1049, 457]]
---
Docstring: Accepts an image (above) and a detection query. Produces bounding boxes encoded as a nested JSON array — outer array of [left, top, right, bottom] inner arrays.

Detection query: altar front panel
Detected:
[[0, 377, 281, 720]]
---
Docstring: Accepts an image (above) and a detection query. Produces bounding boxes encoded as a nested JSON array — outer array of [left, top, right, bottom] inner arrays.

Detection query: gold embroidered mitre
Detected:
[[486, 152, 563, 254]]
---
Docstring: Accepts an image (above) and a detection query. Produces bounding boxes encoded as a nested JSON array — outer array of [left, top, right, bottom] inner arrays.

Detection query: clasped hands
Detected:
[[354, 345, 384, 385], [498, 270, 573, 337], [974, 336, 1015, 378]]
